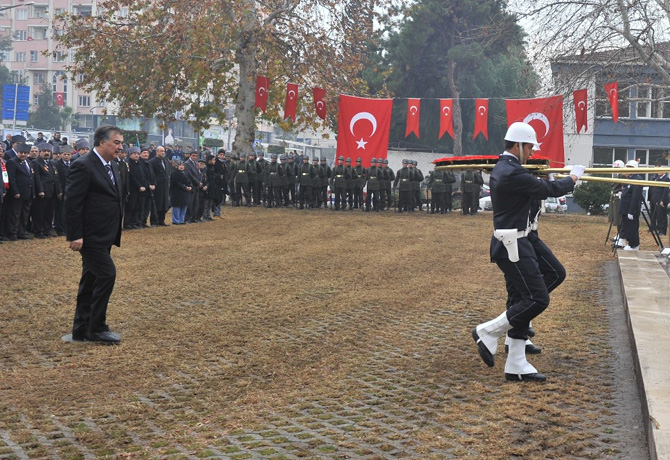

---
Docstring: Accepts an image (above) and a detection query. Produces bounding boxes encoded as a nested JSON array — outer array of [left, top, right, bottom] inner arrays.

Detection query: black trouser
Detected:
[[334, 187, 346, 210], [186, 190, 199, 221], [652, 203, 668, 234], [299, 184, 311, 208], [250, 181, 262, 204], [8, 196, 32, 237], [346, 188, 355, 208], [267, 186, 277, 207], [621, 214, 640, 247], [353, 186, 363, 208], [414, 189, 421, 210], [73, 245, 116, 338], [496, 254, 550, 340], [125, 192, 141, 227], [462, 192, 477, 215], [235, 183, 250, 206], [397, 190, 410, 212], [321, 185, 328, 207], [432, 192, 445, 213], [54, 198, 65, 234], [32, 195, 57, 235], [312, 185, 321, 207], [366, 189, 380, 211], [445, 190, 453, 212], [228, 181, 237, 206], [383, 188, 392, 209], [139, 192, 151, 226], [287, 183, 296, 204]]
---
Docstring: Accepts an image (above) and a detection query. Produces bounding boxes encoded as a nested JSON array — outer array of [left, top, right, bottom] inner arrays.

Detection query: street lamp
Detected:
[[89, 105, 105, 130]]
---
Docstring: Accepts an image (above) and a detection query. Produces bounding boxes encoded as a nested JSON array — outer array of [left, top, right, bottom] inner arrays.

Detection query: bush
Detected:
[[121, 130, 148, 146], [203, 137, 223, 148], [267, 145, 285, 155], [573, 180, 611, 215]]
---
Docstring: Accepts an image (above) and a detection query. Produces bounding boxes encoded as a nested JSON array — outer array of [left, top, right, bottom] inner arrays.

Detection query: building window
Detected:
[[593, 147, 627, 167], [77, 73, 85, 83], [10, 71, 23, 83], [53, 51, 66, 62], [0, 51, 10, 62], [633, 85, 670, 119], [33, 94, 39, 105], [29, 50, 38, 62], [34, 72, 45, 84], [15, 52, 26, 62], [16, 9, 27, 20], [78, 95, 91, 107], [14, 30, 27, 41]]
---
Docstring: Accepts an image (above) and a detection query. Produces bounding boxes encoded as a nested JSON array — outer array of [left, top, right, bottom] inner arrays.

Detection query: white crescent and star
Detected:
[[409, 105, 418, 116], [350, 112, 378, 150], [288, 90, 296, 100], [609, 88, 618, 97], [478, 105, 487, 115], [316, 101, 325, 110], [442, 106, 451, 116], [258, 87, 267, 96], [577, 101, 586, 110], [523, 112, 551, 138]]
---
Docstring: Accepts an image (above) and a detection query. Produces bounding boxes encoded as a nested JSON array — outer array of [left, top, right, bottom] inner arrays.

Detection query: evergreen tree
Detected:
[[28, 84, 75, 131], [377, 0, 539, 154]]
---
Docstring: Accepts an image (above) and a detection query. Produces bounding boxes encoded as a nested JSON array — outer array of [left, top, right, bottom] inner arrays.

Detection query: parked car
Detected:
[[479, 196, 492, 211], [544, 196, 567, 213]]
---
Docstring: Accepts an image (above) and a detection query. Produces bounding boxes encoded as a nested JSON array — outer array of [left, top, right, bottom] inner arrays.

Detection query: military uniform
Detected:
[[461, 170, 484, 215], [331, 156, 349, 210], [265, 154, 284, 207], [353, 159, 366, 209], [297, 158, 315, 209], [256, 153, 268, 204], [320, 157, 331, 208], [311, 158, 323, 208], [279, 155, 290, 206], [233, 154, 252, 206], [285, 156, 298, 205], [393, 160, 412, 212], [248, 153, 263, 205], [412, 161, 424, 211], [344, 158, 357, 209], [428, 170, 453, 214], [365, 158, 382, 212], [381, 159, 394, 210]]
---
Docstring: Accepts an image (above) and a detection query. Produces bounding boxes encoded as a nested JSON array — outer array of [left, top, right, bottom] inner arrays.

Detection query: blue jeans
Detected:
[[172, 206, 186, 224]]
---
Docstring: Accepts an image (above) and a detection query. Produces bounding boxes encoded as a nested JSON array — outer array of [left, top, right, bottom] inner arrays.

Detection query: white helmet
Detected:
[[612, 160, 625, 168], [504, 122, 538, 145], [625, 159, 638, 168]]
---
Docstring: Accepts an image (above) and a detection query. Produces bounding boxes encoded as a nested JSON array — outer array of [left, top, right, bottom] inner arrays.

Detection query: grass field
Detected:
[[0, 208, 655, 459]]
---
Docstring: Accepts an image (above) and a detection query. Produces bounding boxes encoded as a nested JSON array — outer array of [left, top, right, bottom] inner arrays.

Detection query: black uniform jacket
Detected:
[[65, 150, 123, 248], [489, 153, 574, 261], [619, 173, 644, 217]]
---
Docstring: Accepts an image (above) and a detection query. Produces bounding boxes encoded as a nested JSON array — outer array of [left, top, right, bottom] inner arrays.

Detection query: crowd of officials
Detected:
[[0, 132, 487, 242]]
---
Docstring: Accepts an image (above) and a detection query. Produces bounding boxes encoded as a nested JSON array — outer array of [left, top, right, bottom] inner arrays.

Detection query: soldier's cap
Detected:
[[127, 146, 140, 155], [383, 159, 388, 164], [75, 139, 90, 150], [11, 135, 26, 144], [140, 146, 150, 153], [356, 158, 362, 162], [248, 151, 256, 156], [370, 158, 377, 163], [239, 153, 246, 158], [225, 152, 231, 157], [60, 145, 74, 154], [16, 143, 31, 153], [271, 153, 277, 159], [320, 156, 326, 161], [338, 155, 344, 160], [52, 145, 61, 155], [257, 152, 264, 156], [402, 159, 408, 164], [280, 155, 286, 160], [345, 158, 351, 163], [312, 157, 319, 161], [232, 155, 239, 160], [288, 154, 294, 159], [37, 143, 53, 152]]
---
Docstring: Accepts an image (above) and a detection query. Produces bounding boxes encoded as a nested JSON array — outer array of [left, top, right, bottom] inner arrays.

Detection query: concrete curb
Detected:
[[618, 251, 670, 460]]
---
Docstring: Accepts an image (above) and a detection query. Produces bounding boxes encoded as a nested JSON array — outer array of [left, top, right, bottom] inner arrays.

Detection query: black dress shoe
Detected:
[[87, 331, 121, 344], [472, 328, 495, 367], [505, 372, 546, 382], [527, 327, 536, 337], [504, 343, 542, 354]]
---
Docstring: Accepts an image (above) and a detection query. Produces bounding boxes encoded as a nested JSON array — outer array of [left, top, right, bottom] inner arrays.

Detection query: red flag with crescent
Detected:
[[254, 76, 269, 113], [336, 95, 393, 167], [506, 96, 564, 167], [55, 92, 65, 107], [439, 98, 454, 140], [313, 87, 326, 120], [405, 98, 421, 139], [473, 99, 488, 140], [284, 83, 298, 122], [573, 89, 588, 133], [605, 82, 618, 123]]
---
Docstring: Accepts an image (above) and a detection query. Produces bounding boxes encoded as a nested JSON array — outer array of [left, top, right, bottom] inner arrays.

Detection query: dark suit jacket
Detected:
[[65, 150, 123, 248], [34, 157, 61, 198], [149, 156, 171, 211], [489, 153, 574, 260], [7, 157, 41, 199], [620, 174, 644, 217]]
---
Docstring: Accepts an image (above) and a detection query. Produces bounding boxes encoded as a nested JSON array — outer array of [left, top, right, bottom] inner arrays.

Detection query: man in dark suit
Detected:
[[6, 143, 42, 240], [32, 143, 62, 238], [619, 160, 644, 250], [4, 134, 26, 161], [471, 122, 584, 382], [54, 145, 73, 236], [65, 125, 125, 344], [148, 145, 171, 226], [183, 151, 202, 221]]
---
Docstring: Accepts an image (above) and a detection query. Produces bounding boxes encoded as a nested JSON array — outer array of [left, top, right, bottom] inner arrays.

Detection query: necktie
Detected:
[[24, 161, 30, 174], [105, 164, 116, 185], [65, 161, 70, 168]]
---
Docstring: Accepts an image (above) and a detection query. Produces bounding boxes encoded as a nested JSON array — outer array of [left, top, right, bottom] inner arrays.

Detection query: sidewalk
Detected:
[[618, 251, 670, 460]]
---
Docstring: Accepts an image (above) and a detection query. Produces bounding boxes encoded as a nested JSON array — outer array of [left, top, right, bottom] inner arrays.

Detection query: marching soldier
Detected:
[[365, 158, 382, 212], [345, 158, 357, 210], [393, 159, 412, 212], [331, 156, 349, 211], [353, 158, 366, 209], [297, 155, 315, 209]]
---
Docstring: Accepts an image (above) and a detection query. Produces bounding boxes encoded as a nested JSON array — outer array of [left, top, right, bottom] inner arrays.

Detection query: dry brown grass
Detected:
[[0, 208, 656, 459]]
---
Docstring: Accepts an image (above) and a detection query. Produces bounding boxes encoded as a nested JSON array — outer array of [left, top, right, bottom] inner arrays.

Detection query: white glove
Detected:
[[627, 213, 634, 220], [548, 173, 556, 181], [569, 165, 586, 179]]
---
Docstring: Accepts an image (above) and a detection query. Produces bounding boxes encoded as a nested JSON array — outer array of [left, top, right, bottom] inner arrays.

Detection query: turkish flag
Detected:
[[605, 82, 618, 123], [405, 98, 421, 139], [506, 96, 565, 167], [313, 87, 326, 120], [439, 98, 454, 140], [55, 92, 65, 107], [284, 83, 298, 122], [473, 99, 488, 140], [254, 76, 269, 113], [573, 89, 588, 133], [336, 95, 393, 167]]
